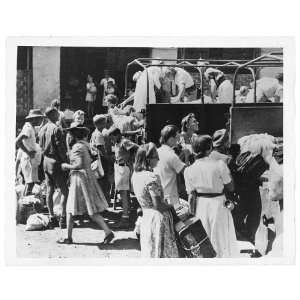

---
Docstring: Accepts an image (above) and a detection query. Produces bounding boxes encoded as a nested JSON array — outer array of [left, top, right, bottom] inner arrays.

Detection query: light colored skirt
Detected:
[[67, 169, 108, 216], [195, 195, 239, 258], [140, 208, 179, 258], [20, 149, 41, 183], [114, 164, 130, 191]]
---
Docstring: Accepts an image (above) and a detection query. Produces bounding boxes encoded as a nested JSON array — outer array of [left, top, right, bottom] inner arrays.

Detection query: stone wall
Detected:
[[16, 69, 33, 118], [33, 47, 60, 111]]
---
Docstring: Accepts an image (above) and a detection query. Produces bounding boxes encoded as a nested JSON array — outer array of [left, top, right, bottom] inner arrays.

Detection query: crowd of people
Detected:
[[15, 64, 283, 258], [16, 95, 283, 258]]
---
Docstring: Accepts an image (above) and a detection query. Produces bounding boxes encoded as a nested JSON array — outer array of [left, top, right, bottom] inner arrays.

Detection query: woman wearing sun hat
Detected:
[[16, 109, 44, 196], [58, 125, 114, 244]]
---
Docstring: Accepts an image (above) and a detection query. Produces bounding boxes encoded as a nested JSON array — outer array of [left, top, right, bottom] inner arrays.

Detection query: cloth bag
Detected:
[[25, 213, 49, 231], [91, 158, 104, 179]]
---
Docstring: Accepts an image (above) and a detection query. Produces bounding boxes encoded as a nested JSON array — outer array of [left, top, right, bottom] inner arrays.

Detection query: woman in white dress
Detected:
[[131, 143, 179, 258], [184, 135, 239, 257]]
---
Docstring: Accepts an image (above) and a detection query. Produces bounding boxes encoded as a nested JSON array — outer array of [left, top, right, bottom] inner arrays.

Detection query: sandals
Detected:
[[103, 232, 115, 244], [57, 238, 73, 244]]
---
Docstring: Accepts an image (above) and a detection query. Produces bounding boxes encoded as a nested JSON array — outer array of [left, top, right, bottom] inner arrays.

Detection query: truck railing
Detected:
[[232, 53, 283, 104], [124, 57, 248, 104]]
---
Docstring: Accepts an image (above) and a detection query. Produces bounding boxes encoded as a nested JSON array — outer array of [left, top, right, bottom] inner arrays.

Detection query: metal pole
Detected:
[[124, 64, 129, 98], [254, 67, 257, 103]]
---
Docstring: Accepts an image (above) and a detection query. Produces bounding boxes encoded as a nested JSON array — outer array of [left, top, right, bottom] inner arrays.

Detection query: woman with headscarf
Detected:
[[209, 129, 231, 164], [204, 68, 233, 103]]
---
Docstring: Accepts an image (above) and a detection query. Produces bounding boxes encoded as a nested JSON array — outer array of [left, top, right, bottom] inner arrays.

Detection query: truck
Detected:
[[123, 53, 283, 145]]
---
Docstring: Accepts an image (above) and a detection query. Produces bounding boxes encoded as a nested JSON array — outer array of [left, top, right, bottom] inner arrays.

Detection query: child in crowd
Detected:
[[85, 75, 97, 119], [90, 114, 112, 202], [108, 127, 139, 229]]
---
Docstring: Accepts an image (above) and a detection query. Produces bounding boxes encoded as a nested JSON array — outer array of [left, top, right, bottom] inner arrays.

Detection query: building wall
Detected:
[[259, 48, 283, 78], [151, 48, 178, 63], [33, 47, 60, 110]]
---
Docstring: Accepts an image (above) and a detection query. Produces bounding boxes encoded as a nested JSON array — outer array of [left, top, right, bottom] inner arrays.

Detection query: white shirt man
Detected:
[[167, 68, 196, 103], [155, 144, 185, 206]]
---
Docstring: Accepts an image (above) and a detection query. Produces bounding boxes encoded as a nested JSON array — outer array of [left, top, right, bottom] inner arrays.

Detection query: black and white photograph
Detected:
[[5, 38, 294, 265]]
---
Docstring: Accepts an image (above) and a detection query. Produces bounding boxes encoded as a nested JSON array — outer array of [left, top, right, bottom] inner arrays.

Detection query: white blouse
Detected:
[[184, 157, 232, 194]]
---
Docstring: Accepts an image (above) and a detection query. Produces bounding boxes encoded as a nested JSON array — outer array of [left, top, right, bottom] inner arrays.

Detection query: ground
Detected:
[[17, 224, 141, 259]]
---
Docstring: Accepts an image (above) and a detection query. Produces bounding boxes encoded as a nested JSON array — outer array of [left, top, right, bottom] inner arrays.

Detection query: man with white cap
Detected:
[[204, 68, 233, 103], [16, 109, 44, 196]]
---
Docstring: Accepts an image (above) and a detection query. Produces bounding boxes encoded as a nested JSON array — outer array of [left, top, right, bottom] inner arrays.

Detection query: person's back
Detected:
[[70, 141, 91, 170], [174, 67, 194, 89], [156, 144, 184, 204], [39, 122, 66, 159], [185, 157, 228, 194]]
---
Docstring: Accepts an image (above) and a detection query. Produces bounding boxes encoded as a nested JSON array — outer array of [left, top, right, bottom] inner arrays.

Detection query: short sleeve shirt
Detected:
[[184, 157, 231, 194], [114, 138, 136, 164], [90, 128, 105, 156], [174, 68, 194, 89], [20, 122, 37, 152], [155, 145, 185, 204]]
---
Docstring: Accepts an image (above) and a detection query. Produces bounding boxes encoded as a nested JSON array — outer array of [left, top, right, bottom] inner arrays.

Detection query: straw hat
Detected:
[[25, 109, 44, 120]]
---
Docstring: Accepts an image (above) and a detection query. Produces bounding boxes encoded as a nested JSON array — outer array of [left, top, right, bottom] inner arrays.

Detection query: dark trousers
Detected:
[[232, 185, 262, 244]]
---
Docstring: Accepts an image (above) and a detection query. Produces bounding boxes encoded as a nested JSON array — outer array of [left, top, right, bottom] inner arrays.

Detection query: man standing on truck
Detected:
[[164, 67, 197, 103], [204, 68, 233, 103]]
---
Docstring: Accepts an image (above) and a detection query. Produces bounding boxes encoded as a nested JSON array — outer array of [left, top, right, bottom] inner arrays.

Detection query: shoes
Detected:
[[59, 216, 67, 229], [48, 216, 59, 229], [103, 232, 115, 244], [57, 238, 73, 244], [111, 217, 130, 230]]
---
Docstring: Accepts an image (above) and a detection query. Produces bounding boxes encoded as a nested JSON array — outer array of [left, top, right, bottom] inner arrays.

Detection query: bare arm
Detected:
[[61, 157, 83, 170], [224, 180, 234, 193], [16, 134, 35, 158], [209, 79, 218, 102]]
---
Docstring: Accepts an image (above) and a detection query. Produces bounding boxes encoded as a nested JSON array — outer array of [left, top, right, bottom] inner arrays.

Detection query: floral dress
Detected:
[[66, 141, 108, 216], [131, 171, 179, 258]]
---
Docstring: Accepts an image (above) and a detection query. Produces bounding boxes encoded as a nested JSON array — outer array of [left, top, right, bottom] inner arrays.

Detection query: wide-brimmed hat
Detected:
[[212, 129, 227, 148], [25, 109, 44, 120], [66, 125, 90, 134]]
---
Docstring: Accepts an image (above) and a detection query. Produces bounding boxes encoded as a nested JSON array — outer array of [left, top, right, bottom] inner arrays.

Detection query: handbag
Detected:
[[91, 158, 105, 178]]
